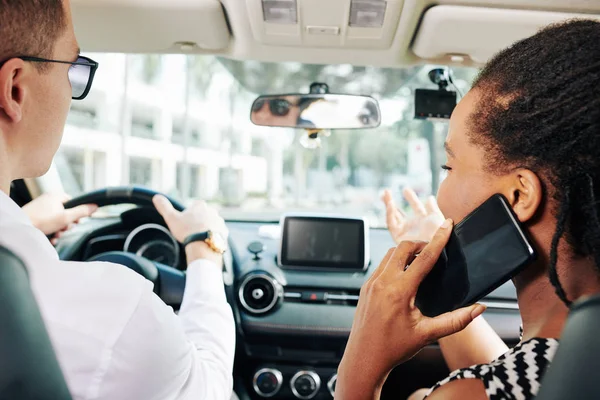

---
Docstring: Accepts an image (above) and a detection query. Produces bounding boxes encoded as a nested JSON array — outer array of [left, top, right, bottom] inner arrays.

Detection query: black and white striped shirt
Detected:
[[424, 338, 559, 400]]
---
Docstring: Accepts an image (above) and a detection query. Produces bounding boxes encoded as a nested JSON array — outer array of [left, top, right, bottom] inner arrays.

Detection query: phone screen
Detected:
[[415, 194, 536, 317]]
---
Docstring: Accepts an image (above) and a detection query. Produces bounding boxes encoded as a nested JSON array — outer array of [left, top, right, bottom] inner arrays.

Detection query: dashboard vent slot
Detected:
[[239, 273, 283, 315]]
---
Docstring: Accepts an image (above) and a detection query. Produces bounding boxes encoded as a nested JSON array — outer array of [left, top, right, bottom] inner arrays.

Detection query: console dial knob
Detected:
[[253, 368, 283, 398], [291, 370, 321, 399]]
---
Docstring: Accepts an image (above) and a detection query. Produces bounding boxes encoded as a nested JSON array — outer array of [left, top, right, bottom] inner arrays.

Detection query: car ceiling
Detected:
[[72, 0, 600, 68]]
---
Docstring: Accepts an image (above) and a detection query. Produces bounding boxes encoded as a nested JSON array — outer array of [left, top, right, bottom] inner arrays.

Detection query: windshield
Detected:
[[53, 54, 479, 227]]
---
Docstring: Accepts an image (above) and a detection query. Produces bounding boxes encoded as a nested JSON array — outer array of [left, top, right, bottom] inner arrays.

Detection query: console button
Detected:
[[253, 368, 283, 398], [301, 291, 326, 302], [291, 370, 321, 399]]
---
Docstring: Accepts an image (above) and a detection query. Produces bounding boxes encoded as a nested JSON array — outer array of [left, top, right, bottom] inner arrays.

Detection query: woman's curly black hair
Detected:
[[468, 19, 600, 305]]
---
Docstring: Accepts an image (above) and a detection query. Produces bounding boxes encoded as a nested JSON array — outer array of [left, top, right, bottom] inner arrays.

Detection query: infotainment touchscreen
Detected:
[[279, 215, 370, 271]]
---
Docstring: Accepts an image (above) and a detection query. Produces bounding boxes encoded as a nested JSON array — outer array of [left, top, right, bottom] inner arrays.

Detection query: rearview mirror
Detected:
[[250, 94, 381, 130]]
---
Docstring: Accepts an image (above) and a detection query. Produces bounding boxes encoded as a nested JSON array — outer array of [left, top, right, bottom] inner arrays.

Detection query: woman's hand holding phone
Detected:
[[335, 220, 487, 400]]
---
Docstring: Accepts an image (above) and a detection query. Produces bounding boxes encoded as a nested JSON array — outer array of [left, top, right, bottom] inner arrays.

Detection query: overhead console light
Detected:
[[262, 0, 298, 24], [349, 0, 387, 28]]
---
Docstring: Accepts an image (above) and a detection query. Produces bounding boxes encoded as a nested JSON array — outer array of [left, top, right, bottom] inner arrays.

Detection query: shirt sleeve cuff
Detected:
[[184, 259, 226, 301]]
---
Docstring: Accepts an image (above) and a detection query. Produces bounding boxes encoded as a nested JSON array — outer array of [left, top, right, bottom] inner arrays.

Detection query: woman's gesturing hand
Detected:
[[383, 188, 445, 244], [335, 219, 486, 400]]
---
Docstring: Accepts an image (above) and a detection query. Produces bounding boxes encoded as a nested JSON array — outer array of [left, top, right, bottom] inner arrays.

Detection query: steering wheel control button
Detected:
[[327, 374, 337, 397], [291, 371, 321, 399], [253, 368, 283, 398], [248, 241, 266, 260], [239, 273, 283, 315]]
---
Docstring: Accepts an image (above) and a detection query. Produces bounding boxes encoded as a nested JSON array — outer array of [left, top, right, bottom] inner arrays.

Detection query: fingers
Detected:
[[404, 219, 453, 286], [153, 195, 179, 220], [369, 247, 395, 282], [424, 196, 442, 217], [384, 190, 408, 245], [423, 304, 487, 341], [51, 227, 69, 245], [383, 190, 398, 216], [64, 204, 98, 225], [381, 241, 428, 279], [385, 200, 403, 230], [403, 188, 427, 217], [382, 189, 393, 205]]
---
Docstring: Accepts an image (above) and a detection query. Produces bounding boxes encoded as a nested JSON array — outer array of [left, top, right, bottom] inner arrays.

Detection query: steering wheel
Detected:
[[64, 186, 185, 211], [64, 186, 188, 306]]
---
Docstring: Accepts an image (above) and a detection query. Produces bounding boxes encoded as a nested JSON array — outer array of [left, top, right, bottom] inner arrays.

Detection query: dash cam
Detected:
[[414, 68, 457, 120], [414, 89, 457, 120]]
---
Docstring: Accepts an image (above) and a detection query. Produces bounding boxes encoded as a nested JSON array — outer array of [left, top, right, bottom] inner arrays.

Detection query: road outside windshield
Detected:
[[53, 54, 478, 227]]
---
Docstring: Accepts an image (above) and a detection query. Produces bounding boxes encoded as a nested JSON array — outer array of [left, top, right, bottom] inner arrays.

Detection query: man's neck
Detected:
[[514, 262, 569, 340], [0, 140, 13, 194], [0, 170, 11, 195]]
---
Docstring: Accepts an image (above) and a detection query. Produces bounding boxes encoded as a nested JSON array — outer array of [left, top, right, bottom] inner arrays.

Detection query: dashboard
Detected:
[[55, 207, 522, 400], [71, 207, 188, 271]]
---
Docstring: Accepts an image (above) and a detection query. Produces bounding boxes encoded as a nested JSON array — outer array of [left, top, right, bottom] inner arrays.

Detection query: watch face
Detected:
[[209, 232, 227, 253]]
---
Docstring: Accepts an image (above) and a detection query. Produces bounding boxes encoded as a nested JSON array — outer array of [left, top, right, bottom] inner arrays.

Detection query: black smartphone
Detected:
[[415, 194, 536, 317]]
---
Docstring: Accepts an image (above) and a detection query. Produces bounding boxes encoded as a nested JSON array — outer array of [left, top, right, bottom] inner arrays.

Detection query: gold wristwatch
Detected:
[[183, 231, 227, 254]]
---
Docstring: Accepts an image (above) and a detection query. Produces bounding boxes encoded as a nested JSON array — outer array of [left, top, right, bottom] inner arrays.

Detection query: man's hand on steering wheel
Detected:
[[153, 195, 228, 266], [24, 193, 98, 244]]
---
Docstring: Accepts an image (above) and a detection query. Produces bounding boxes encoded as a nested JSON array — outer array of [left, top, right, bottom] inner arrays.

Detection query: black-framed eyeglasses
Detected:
[[19, 55, 99, 100]]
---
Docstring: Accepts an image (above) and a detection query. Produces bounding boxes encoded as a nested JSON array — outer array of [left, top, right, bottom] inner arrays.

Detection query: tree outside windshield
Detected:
[[53, 54, 478, 227]]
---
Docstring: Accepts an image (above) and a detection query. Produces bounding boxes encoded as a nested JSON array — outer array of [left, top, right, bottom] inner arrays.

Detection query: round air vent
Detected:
[[238, 273, 283, 315]]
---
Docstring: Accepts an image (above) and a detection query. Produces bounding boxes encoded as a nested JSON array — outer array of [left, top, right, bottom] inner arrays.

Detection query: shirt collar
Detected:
[[0, 189, 34, 226]]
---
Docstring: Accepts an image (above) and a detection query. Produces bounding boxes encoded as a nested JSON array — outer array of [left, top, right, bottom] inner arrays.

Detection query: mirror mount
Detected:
[[301, 84, 330, 149], [309, 82, 330, 94], [428, 68, 450, 91], [299, 128, 330, 150], [307, 130, 320, 139]]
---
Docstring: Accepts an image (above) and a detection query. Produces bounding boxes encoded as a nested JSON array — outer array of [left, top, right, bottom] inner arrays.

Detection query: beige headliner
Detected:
[[71, 0, 600, 67]]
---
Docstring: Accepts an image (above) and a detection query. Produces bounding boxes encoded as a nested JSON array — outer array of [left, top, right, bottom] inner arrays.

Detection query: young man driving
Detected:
[[0, 1, 235, 399]]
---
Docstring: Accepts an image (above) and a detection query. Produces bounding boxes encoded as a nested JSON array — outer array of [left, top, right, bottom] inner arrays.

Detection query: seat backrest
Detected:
[[0, 246, 72, 400], [536, 294, 600, 400]]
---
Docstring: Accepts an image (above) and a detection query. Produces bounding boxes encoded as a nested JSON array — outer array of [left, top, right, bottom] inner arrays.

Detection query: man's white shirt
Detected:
[[0, 191, 235, 400]]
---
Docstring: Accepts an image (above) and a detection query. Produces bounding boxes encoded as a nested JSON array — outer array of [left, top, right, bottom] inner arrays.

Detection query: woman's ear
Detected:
[[504, 169, 543, 223]]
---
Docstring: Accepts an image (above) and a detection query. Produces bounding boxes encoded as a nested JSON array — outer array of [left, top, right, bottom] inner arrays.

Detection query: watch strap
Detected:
[[183, 231, 210, 247]]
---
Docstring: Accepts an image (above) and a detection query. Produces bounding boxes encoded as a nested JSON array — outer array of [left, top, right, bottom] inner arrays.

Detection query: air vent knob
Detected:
[[239, 272, 283, 314]]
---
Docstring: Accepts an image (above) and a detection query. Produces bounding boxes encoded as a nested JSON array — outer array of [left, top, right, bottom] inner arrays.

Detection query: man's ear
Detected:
[[503, 169, 543, 223], [0, 58, 27, 123]]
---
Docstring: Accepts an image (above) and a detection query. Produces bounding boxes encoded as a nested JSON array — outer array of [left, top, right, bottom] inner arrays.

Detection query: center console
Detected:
[[233, 214, 373, 399]]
